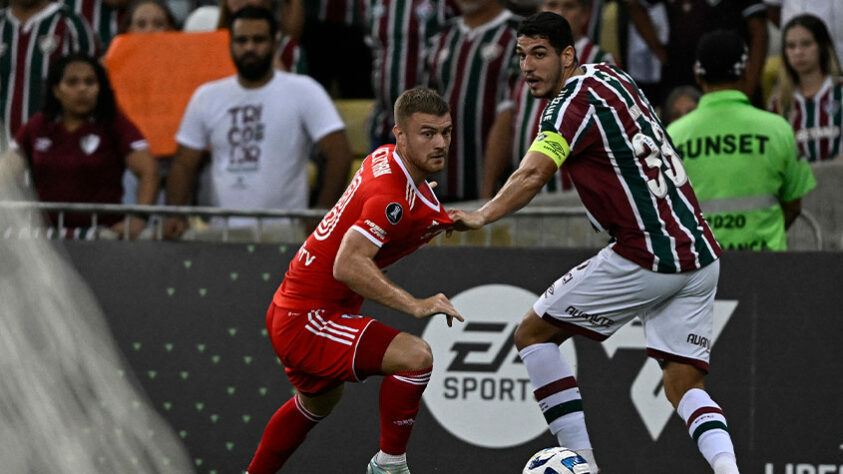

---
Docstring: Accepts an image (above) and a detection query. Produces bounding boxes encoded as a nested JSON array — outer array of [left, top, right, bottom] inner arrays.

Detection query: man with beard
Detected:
[[164, 6, 352, 241], [451, 12, 739, 474], [246, 87, 463, 474]]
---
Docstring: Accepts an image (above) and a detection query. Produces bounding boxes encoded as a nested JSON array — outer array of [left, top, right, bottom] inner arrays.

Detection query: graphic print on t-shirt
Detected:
[[226, 104, 265, 171]]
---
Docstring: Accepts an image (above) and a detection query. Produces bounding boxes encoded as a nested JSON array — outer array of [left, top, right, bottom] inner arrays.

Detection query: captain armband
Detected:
[[528, 131, 571, 168]]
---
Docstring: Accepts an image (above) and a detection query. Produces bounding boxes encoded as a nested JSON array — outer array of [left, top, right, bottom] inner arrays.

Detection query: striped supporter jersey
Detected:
[[426, 10, 520, 201], [363, 0, 456, 143], [305, 0, 364, 26], [63, 0, 120, 50], [513, 38, 616, 192], [0, 3, 97, 142], [539, 64, 721, 272], [770, 76, 842, 162]]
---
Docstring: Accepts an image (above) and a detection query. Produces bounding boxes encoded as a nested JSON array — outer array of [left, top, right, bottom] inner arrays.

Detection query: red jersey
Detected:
[[275, 144, 453, 311], [13, 111, 147, 227]]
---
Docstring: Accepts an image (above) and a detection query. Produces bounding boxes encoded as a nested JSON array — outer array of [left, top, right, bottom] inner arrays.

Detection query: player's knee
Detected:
[[402, 337, 433, 371], [662, 361, 706, 408]]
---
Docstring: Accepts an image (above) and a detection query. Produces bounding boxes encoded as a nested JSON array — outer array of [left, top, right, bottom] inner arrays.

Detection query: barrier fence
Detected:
[[0, 201, 825, 249]]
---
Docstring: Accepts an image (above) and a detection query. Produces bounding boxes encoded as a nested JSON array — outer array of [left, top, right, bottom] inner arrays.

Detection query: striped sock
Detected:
[[379, 367, 432, 455], [247, 394, 324, 474], [520, 343, 595, 462], [677, 388, 737, 472]]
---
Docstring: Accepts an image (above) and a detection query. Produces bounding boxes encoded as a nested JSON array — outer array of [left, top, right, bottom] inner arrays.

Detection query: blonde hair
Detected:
[[393, 87, 450, 128]]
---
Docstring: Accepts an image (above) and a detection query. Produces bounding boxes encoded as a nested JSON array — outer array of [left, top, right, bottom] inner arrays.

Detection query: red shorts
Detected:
[[266, 302, 400, 396]]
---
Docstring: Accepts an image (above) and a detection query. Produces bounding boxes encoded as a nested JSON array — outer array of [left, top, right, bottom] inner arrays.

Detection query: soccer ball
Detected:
[[522, 447, 592, 474]]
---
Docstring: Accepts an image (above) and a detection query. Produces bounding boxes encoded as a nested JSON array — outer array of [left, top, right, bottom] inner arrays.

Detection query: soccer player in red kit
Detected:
[[246, 86, 463, 474]]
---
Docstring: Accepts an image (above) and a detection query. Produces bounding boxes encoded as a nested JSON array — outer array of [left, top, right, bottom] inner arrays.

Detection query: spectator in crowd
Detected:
[[63, 0, 124, 50], [662, 85, 701, 126], [300, 0, 372, 98], [668, 30, 816, 251], [183, 0, 305, 73], [628, 0, 767, 106], [163, 7, 352, 241], [769, 14, 842, 162], [363, 0, 458, 150], [120, 0, 178, 33], [765, 0, 842, 59], [117, 0, 178, 209], [484, 1, 615, 197], [426, 0, 520, 202], [0, 0, 97, 151], [2, 53, 158, 239]]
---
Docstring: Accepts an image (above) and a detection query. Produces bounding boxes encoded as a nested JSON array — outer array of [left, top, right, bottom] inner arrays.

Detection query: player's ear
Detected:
[[393, 124, 403, 143], [562, 45, 576, 67]]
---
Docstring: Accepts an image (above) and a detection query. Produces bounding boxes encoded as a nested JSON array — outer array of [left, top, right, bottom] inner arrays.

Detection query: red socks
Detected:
[[378, 367, 432, 455], [247, 394, 324, 474]]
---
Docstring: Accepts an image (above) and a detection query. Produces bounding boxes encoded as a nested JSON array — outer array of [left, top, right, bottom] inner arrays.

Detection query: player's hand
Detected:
[[447, 209, 486, 231], [412, 293, 464, 327], [162, 216, 189, 240]]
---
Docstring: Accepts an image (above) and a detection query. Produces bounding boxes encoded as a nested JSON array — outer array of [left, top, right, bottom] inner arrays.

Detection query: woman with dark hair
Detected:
[[770, 13, 842, 162], [120, 0, 179, 33], [3, 53, 158, 239]]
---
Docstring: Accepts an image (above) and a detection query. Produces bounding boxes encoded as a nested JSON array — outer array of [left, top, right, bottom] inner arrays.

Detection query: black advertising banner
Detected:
[[63, 242, 843, 474]]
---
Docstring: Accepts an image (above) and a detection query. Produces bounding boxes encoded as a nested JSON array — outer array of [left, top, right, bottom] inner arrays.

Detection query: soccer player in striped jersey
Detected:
[[0, 0, 98, 149], [770, 13, 842, 162], [425, 0, 521, 201], [484, 1, 615, 196], [451, 12, 739, 474], [363, 0, 458, 149]]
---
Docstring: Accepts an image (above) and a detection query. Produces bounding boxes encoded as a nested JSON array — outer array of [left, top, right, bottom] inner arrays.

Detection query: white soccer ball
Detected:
[[522, 447, 592, 474]]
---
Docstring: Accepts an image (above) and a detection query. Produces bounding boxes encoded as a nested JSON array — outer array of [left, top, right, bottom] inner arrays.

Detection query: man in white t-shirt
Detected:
[[164, 6, 352, 241]]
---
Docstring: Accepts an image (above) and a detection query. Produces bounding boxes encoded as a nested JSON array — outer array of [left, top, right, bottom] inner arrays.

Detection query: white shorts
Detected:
[[533, 246, 720, 372]]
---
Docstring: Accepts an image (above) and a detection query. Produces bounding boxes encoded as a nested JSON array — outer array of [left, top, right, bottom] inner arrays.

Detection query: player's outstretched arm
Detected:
[[450, 150, 557, 231], [334, 229, 464, 327]]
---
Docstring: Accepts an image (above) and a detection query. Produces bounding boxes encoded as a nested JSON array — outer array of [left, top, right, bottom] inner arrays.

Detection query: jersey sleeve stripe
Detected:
[[350, 225, 385, 247]]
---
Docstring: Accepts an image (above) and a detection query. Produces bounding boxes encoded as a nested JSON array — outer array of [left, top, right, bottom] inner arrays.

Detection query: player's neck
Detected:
[[10, 0, 50, 23], [462, 5, 503, 29], [394, 147, 427, 187], [552, 63, 584, 96], [798, 70, 825, 98]]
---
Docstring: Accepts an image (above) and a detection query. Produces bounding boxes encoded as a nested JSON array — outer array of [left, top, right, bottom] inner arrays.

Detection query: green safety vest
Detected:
[[667, 90, 817, 251]]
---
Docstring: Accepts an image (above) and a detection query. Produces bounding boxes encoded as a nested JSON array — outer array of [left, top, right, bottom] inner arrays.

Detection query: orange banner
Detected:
[[103, 31, 236, 157]]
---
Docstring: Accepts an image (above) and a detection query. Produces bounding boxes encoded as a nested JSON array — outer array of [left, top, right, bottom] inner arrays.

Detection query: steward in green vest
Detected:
[[667, 30, 816, 250]]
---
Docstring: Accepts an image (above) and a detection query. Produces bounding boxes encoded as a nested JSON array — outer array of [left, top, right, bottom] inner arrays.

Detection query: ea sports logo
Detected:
[[422, 284, 578, 448]]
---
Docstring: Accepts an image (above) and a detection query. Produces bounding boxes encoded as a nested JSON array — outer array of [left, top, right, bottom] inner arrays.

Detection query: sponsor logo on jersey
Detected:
[[34, 137, 52, 152], [480, 43, 502, 61], [386, 202, 403, 225], [365, 219, 387, 240], [315, 172, 363, 240], [79, 134, 100, 155], [422, 284, 578, 448], [37, 34, 59, 55], [371, 148, 392, 177]]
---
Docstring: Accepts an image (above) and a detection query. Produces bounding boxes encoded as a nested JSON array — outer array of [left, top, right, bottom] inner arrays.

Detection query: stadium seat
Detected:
[[335, 99, 375, 182]]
